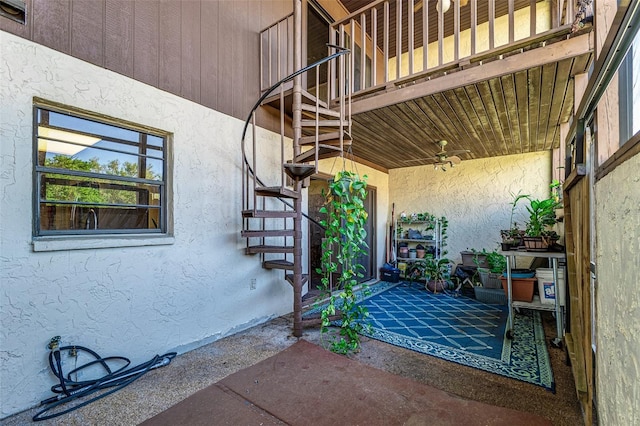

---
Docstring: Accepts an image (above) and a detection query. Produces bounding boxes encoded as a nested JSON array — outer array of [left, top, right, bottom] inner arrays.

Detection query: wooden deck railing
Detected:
[[331, 0, 575, 98], [260, 13, 295, 93], [260, 1, 577, 103]]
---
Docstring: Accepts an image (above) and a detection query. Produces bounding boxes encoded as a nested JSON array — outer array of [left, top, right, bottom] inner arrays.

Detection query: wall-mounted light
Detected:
[[0, 0, 25, 24]]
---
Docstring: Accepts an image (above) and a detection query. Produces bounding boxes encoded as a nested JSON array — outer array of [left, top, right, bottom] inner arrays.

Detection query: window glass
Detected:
[[632, 30, 640, 136], [35, 106, 167, 235], [619, 27, 640, 144]]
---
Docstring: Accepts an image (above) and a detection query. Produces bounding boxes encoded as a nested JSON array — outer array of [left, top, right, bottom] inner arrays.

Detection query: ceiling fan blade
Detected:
[[448, 155, 462, 165]]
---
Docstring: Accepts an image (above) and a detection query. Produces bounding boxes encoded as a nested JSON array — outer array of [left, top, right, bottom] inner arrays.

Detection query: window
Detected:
[[34, 105, 167, 237], [618, 27, 640, 144]]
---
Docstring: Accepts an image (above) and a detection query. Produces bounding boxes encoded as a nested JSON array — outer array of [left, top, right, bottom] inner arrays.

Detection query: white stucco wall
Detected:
[[0, 31, 295, 417], [388, 152, 552, 264], [594, 152, 640, 425]]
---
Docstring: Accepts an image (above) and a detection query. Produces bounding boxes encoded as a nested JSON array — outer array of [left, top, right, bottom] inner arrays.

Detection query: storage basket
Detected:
[[478, 268, 502, 289], [473, 287, 507, 305]]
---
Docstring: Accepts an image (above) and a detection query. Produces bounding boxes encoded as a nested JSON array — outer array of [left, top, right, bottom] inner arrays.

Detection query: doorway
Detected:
[[308, 177, 377, 292]]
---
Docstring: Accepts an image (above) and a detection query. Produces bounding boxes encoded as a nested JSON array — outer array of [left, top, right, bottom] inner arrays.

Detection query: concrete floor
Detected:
[[1, 307, 583, 426]]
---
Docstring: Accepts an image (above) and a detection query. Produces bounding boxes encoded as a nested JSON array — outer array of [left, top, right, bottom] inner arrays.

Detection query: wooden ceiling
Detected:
[[332, 1, 594, 170]]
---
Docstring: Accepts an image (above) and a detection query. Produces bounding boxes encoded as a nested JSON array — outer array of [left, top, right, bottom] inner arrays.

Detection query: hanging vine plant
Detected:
[[317, 170, 370, 355]]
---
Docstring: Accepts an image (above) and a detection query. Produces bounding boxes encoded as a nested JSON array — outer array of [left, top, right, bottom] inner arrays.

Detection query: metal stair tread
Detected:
[[255, 186, 300, 199], [300, 90, 328, 109], [246, 245, 294, 254], [299, 131, 353, 146], [242, 209, 297, 218], [263, 259, 295, 270], [241, 229, 295, 238], [285, 273, 309, 286], [300, 103, 341, 118], [294, 145, 344, 163], [283, 163, 316, 180], [300, 119, 345, 127]]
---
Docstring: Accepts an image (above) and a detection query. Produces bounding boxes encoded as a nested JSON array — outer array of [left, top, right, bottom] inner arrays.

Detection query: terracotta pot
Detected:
[[426, 280, 447, 293], [500, 277, 536, 302]]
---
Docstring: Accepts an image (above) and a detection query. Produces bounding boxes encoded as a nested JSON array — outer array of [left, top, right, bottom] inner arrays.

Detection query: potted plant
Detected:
[[501, 192, 530, 250], [523, 196, 561, 251], [550, 178, 565, 220], [318, 170, 370, 354], [474, 249, 506, 289], [406, 260, 427, 288], [423, 255, 453, 293]]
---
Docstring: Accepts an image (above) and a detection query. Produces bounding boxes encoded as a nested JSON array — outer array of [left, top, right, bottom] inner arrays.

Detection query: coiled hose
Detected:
[[33, 337, 177, 421]]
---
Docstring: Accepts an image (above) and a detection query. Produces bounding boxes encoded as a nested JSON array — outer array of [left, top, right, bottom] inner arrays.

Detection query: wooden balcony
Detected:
[[260, 0, 594, 170]]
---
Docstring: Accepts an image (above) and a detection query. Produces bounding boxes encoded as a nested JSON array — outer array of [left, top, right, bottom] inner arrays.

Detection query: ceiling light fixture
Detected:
[[436, 0, 451, 13]]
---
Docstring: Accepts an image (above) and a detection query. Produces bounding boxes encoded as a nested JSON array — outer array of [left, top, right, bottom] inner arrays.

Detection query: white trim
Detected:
[[32, 235, 175, 252]]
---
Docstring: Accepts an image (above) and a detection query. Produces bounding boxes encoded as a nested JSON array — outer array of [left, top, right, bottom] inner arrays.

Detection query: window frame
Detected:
[[32, 100, 173, 248]]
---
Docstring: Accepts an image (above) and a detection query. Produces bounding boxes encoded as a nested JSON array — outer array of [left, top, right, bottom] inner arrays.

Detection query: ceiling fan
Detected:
[[403, 140, 471, 171]]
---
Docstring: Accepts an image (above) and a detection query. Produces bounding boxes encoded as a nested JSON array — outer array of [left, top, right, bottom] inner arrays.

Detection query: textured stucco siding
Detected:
[[0, 31, 294, 417], [595, 153, 640, 425], [389, 152, 552, 265]]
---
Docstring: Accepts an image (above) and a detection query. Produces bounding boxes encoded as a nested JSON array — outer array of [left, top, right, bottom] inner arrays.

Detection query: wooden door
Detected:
[[564, 160, 594, 424]]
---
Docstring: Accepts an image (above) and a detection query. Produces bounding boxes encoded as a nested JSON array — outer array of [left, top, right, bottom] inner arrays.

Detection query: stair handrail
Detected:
[[241, 45, 350, 228], [241, 44, 349, 147]]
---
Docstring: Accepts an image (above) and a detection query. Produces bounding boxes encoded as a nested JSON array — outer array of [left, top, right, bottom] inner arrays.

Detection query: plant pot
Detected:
[[426, 280, 447, 293], [500, 276, 536, 302], [523, 236, 559, 252], [474, 286, 507, 305], [460, 251, 488, 267], [478, 268, 502, 289], [522, 236, 548, 251]]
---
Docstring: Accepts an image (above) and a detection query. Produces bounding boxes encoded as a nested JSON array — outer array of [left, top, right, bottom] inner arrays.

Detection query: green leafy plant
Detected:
[[501, 191, 530, 245], [525, 197, 560, 237], [486, 250, 506, 273], [423, 255, 453, 293], [318, 170, 370, 355]]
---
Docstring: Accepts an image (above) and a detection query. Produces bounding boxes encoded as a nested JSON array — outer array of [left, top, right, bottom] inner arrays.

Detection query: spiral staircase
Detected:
[[240, 47, 352, 337]]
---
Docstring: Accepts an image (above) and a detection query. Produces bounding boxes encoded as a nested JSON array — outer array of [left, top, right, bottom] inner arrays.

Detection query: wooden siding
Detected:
[[0, 0, 292, 131]]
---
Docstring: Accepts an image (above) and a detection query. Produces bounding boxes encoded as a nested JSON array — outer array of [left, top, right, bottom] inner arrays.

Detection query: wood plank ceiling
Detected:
[[336, 0, 593, 170]]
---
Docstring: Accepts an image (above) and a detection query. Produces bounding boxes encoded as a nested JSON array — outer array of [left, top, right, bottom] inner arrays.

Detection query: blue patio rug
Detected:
[[307, 281, 554, 391]]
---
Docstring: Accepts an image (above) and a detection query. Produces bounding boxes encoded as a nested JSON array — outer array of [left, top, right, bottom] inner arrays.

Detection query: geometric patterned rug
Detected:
[[308, 281, 554, 391]]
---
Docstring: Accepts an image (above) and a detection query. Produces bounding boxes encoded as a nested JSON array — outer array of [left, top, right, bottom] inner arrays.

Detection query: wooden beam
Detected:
[[351, 32, 593, 115]]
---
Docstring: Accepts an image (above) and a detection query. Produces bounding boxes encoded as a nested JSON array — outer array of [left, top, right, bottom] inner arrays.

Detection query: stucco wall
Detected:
[[388, 152, 552, 265], [594, 152, 640, 425], [0, 31, 295, 417]]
